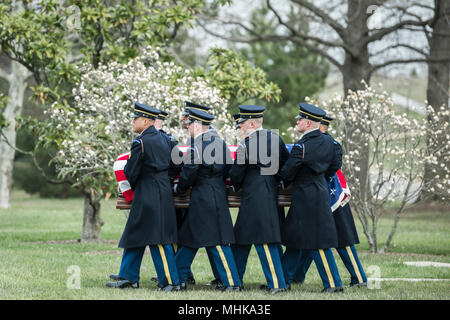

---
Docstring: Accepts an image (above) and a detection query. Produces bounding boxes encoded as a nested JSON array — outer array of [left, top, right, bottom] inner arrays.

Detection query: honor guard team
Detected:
[[106, 100, 367, 294]]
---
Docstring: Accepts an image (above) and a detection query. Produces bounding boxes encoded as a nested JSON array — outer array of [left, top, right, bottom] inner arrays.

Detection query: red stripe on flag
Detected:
[[114, 170, 127, 182]]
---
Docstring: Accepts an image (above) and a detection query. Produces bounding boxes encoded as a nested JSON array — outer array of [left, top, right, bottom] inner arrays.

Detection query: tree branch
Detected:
[[165, 22, 182, 45], [266, 0, 357, 56], [197, 19, 343, 69], [290, 0, 346, 39], [365, 17, 433, 45], [369, 57, 450, 76], [1, 48, 36, 81], [288, 37, 343, 70], [0, 131, 71, 185], [371, 43, 429, 58]]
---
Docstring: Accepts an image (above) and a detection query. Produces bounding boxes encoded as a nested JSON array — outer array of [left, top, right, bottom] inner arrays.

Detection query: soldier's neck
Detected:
[[247, 126, 263, 137], [193, 129, 208, 139], [139, 125, 154, 135], [301, 127, 319, 137]]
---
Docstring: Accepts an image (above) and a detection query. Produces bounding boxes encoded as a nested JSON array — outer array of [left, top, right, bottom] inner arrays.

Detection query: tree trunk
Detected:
[[343, 0, 371, 92], [422, 0, 450, 201], [0, 59, 30, 209], [343, 0, 373, 205], [342, 55, 370, 95], [81, 190, 104, 243]]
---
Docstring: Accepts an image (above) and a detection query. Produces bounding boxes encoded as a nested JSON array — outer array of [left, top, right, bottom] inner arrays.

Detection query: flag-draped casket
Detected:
[[115, 145, 350, 210]]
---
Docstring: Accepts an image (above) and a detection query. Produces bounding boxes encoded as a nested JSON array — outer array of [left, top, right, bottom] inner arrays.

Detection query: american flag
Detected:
[[113, 152, 134, 202], [113, 146, 238, 203], [328, 169, 351, 213], [113, 144, 350, 211]]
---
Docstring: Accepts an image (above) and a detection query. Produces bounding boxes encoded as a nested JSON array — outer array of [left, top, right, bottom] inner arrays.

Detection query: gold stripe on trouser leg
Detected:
[[216, 246, 234, 286], [346, 246, 363, 283], [158, 244, 172, 284], [318, 249, 335, 288], [263, 244, 279, 289]]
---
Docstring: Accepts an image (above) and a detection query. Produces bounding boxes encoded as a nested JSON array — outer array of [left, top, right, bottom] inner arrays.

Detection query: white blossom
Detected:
[[48, 47, 237, 187]]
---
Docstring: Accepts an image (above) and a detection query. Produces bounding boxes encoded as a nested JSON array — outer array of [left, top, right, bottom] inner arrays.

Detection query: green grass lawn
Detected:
[[0, 190, 449, 300]]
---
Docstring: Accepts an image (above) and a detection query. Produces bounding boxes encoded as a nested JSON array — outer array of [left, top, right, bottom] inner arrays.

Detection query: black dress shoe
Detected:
[[180, 282, 187, 291], [321, 286, 344, 293], [349, 282, 367, 288], [260, 284, 287, 294], [206, 278, 222, 286], [106, 280, 139, 289], [214, 284, 225, 291], [110, 274, 126, 281], [220, 286, 242, 292], [159, 284, 181, 292], [109, 274, 125, 281], [187, 276, 196, 285], [292, 279, 305, 284], [268, 287, 287, 294]]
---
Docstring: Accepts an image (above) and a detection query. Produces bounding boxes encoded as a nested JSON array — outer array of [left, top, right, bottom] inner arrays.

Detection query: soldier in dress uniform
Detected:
[[174, 108, 242, 291], [154, 109, 186, 229], [145, 108, 196, 286], [229, 105, 289, 294], [232, 113, 241, 129], [291, 115, 367, 287], [155, 110, 168, 129], [106, 102, 181, 291], [183, 101, 220, 138], [279, 103, 344, 293], [180, 101, 222, 287], [155, 110, 173, 140], [154, 109, 184, 187], [182, 101, 212, 131]]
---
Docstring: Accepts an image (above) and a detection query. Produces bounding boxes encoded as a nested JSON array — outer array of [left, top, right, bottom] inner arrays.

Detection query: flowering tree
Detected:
[[1, 1, 272, 242], [44, 46, 276, 242], [288, 83, 450, 253], [200, 48, 281, 109], [290, 84, 449, 253], [48, 47, 233, 178], [0, 0, 223, 209], [423, 105, 450, 201]]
